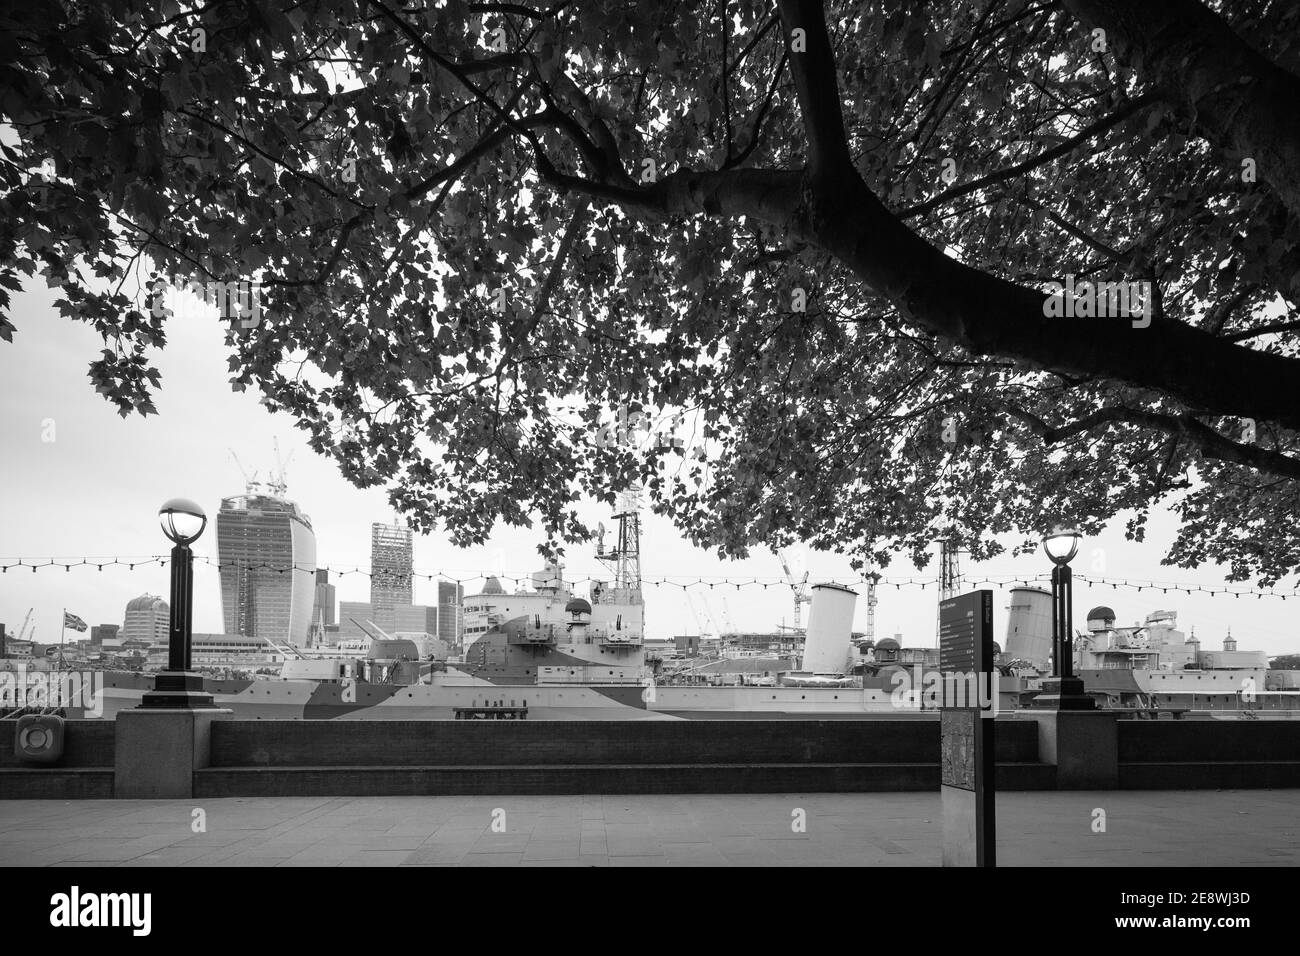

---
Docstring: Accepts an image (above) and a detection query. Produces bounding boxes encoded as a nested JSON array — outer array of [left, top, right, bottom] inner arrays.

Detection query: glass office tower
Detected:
[[216, 491, 317, 645]]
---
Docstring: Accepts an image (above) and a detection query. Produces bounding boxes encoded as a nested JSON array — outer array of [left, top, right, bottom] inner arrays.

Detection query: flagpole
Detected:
[[60, 607, 66, 670]]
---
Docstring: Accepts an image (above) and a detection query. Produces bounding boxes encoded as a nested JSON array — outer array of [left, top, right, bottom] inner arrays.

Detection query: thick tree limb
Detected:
[[766, 0, 1300, 432], [537, 162, 802, 225], [526, 0, 1300, 434], [1223, 317, 1300, 342], [776, 0, 853, 176]]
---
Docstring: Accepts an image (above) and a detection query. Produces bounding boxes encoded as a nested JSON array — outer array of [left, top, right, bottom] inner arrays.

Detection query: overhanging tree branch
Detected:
[[1004, 403, 1300, 480], [1063, 0, 1300, 220], [899, 93, 1156, 219], [776, 0, 853, 176]]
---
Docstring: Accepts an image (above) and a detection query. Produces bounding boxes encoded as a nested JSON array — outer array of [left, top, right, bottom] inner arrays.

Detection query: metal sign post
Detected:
[[939, 589, 996, 867]]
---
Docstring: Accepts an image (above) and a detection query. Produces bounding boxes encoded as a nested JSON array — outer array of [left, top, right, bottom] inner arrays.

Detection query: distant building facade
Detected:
[[393, 604, 439, 636], [90, 623, 120, 646], [437, 580, 463, 644], [313, 568, 337, 627], [338, 601, 378, 641], [122, 594, 169, 646], [370, 522, 414, 616], [337, 600, 439, 643], [191, 633, 286, 668], [215, 490, 317, 645]]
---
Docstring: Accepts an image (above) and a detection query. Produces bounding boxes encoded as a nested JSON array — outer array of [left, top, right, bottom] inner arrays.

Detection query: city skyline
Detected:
[[1, 284, 1297, 656]]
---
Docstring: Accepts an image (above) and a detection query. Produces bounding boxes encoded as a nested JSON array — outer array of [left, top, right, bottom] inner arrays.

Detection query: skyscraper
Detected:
[[371, 521, 414, 616], [313, 568, 337, 627], [437, 580, 464, 644], [216, 486, 317, 645]]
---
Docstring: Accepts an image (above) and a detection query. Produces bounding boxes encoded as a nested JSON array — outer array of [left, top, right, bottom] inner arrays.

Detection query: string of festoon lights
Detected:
[[0, 555, 1295, 599]]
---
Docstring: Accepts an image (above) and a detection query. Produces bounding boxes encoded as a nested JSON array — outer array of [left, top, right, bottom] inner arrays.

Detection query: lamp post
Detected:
[[140, 498, 216, 709], [1039, 526, 1095, 710]]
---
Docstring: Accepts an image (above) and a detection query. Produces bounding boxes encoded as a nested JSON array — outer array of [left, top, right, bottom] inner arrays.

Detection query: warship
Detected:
[[15, 504, 1296, 720]]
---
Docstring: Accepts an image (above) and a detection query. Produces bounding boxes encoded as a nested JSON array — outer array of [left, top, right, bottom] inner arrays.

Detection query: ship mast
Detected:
[[863, 570, 879, 643], [935, 537, 961, 643], [594, 486, 643, 606]]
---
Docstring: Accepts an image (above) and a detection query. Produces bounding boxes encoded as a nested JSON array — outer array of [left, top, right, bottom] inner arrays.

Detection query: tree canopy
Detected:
[[3, 0, 1298, 583]]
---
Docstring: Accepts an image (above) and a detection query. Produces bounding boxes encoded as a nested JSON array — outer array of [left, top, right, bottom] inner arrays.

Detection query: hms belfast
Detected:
[[87, 494, 922, 720], [82, 486, 1298, 720]]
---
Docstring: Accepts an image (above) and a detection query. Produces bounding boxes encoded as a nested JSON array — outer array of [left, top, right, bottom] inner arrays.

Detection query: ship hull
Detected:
[[91, 672, 931, 720], [94, 672, 671, 720]]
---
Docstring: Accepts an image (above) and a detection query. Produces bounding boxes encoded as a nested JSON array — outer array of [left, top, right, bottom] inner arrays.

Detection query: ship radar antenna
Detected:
[[594, 487, 642, 607]]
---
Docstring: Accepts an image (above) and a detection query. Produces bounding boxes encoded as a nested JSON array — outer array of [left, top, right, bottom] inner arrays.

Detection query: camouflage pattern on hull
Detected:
[[94, 670, 671, 720]]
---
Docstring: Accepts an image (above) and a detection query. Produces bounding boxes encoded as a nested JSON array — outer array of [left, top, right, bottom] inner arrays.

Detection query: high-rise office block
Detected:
[[313, 568, 337, 627], [371, 521, 414, 615], [216, 486, 317, 645], [437, 580, 464, 643]]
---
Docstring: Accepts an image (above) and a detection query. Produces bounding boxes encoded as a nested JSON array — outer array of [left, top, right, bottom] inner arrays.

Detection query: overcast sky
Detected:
[[1, 284, 1296, 657]]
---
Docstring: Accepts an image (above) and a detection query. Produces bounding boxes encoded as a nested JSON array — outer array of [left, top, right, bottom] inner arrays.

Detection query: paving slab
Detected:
[[1, 790, 1296, 866]]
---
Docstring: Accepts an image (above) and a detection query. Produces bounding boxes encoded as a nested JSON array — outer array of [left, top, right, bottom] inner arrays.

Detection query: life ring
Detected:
[[15, 713, 64, 764]]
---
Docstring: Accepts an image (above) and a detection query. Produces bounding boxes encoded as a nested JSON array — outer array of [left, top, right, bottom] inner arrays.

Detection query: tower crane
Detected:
[[720, 596, 736, 636], [684, 592, 710, 638], [777, 548, 812, 630], [270, 437, 294, 497], [228, 449, 259, 493], [697, 594, 725, 640]]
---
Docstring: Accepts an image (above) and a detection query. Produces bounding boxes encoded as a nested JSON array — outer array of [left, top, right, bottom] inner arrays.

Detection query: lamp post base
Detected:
[[1033, 677, 1097, 710], [139, 672, 217, 710]]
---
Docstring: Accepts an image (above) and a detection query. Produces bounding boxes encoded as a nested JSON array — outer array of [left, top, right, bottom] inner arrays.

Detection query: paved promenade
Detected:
[[1, 790, 1296, 866]]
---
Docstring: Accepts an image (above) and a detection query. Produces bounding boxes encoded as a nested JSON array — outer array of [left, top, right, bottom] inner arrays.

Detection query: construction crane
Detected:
[[684, 592, 711, 639], [228, 449, 259, 493], [719, 596, 736, 636], [777, 548, 812, 630], [269, 437, 293, 497], [15, 608, 34, 642], [697, 594, 725, 639]]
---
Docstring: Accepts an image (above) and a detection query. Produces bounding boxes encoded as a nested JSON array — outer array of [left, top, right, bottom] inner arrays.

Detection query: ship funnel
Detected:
[[1004, 587, 1052, 672], [801, 583, 858, 674]]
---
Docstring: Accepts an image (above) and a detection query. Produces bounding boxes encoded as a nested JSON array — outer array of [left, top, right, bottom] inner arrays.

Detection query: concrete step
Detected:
[[1119, 761, 1300, 790], [195, 762, 1056, 797], [0, 768, 115, 799], [207, 719, 1043, 767]]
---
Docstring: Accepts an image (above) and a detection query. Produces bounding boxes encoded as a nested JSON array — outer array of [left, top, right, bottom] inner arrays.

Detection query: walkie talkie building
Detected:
[[215, 490, 317, 646]]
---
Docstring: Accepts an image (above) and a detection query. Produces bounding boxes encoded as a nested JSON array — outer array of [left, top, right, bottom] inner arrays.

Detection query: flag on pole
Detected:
[[63, 612, 88, 632]]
